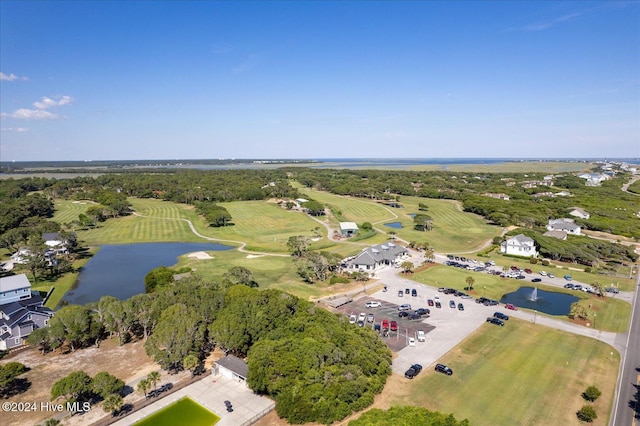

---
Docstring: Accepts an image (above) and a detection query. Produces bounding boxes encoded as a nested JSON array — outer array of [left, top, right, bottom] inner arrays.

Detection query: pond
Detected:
[[61, 242, 233, 306], [500, 286, 579, 316], [383, 222, 404, 229]]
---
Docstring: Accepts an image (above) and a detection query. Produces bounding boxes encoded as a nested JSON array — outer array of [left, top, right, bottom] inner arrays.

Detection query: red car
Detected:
[[505, 303, 518, 311], [427, 299, 434, 307], [524, 268, 532, 274], [382, 319, 389, 330], [390, 320, 398, 331]]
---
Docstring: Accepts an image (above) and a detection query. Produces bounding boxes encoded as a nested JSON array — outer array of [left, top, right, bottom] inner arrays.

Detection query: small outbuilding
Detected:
[[339, 222, 359, 237], [214, 354, 249, 384]]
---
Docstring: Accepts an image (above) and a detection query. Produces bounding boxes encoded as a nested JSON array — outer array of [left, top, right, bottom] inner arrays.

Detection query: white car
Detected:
[[349, 315, 357, 324], [408, 337, 416, 347], [417, 330, 426, 342], [367, 313, 374, 323], [358, 312, 367, 322], [398, 304, 412, 311], [365, 301, 382, 308], [548, 273, 555, 278], [540, 271, 547, 276]]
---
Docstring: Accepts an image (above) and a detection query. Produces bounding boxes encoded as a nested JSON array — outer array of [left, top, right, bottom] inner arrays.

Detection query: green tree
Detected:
[[223, 266, 259, 288], [465, 276, 475, 291], [349, 406, 469, 426], [400, 261, 414, 274], [102, 393, 123, 415], [27, 327, 52, 355], [91, 371, 125, 399], [576, 404, 597, 422], [0, 362, 28, 397], [50, 371, 93, 403], [287, 236, 309, 257], [413, 214, 433, 231], [183, 354, 200, 377], [302, 200, 325, 216], [137, 378, 150, 398], [361, 222, 373, 231], [583, 385, 602, 402], [423, 246, 435, 263], [144, 266, 175, 293], [147, 371, 161, 396]]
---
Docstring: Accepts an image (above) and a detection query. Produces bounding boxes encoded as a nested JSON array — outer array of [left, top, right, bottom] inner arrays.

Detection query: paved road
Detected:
[[611, 271, 640, 426]]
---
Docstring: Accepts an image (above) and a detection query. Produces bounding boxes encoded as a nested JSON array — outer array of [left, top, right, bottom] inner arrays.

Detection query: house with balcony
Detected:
[[500, 234, 538, 258], [547, 218, 581, 235], [346, 243, 408, 271]]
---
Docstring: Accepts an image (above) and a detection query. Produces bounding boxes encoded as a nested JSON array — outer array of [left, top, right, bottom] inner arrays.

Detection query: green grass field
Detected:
[[389, 319, 617, 426], [412, 265, 630, 332], [52, 199, 92, 224]]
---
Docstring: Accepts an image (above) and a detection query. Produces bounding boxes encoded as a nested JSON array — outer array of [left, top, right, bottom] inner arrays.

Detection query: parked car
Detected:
[[398, 311, 409, 318], [435, 300, 442, 308], [349, 314, 357, 324], [408, 312, 421, 320], [532, 278, 542, 282], [564, 275, 572, 281], [404, 363, 423, 379], [415, 308, 430, 316], [524, 268, 532, 274], [357, 320, 365, 327], [494, 312, 509, 320], [408, 337, 416, 346], [435, 363, 453, 375], [427, 299, 434, 306], [367, 313, 374, 323], [405, 288, 410, 294], [540, 271, 547, 276], [398, 290, 403, 297], [564, 283, 574, 289], [606, 287, 619, 294], [374, 323, 381, 333], [398, 304, 412, 311], [382, 319, 389, 330], [365, 301, 382, 308], [548, 273, 555, 278], [411, 289, 417, 297], [505, 303, 518, 311], [417, 330, 426, 342], [486, 317, 504, 326], [476, 297, 488, 304], [358, 312, 366, 322], [484, 299, 499, 306], [390, 321, 398, 331], [449, 300, 456, 308], [458, 303, 464, 311]]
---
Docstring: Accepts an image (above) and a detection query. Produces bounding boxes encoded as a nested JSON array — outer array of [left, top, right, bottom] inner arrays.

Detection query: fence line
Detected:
[[240, 401, 277, 426]]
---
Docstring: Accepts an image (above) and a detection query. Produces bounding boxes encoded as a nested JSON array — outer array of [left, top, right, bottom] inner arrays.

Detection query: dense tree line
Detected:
[[349, 406, 470, 426], [0, 361, 29, 398]]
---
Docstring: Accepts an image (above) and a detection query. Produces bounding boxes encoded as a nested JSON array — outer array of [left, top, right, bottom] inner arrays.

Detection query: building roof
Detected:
[[216, 355, 249, 378], [548, 219, 580, 231], [570, 207, 588, 215], [349, 243, 408, 266], [42, 232, 61, 242], [339, 222, 359, 231], [0, 274, 31, 293], [544, 230, 568, 240], [507, 234, 535, 245]]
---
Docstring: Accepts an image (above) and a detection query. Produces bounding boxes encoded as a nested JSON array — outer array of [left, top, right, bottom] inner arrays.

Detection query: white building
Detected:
[[569, 207, 590, 220], [500, 234, 538, 258], [547, 218, 581, 235]]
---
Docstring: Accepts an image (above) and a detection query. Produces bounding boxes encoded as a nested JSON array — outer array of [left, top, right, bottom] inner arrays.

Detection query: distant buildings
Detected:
[[546, 218, 581, 235], [345, 243, 408, 271], [578, 173, 611, 187], [482, 193, 510, 201]]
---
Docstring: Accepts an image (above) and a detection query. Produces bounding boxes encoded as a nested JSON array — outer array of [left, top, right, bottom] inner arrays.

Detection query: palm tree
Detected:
[[147, 371, 161, 396], [465, 276, 475, 291], [103, 394, 123, 416], [183, 354, 200, 378], [137, 378, 150, 398], [424, 246, 435, 263]]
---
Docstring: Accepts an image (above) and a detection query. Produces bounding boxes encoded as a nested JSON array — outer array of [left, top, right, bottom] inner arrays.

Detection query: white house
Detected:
[[547, 218, 581, 235], [214, 354, 248, 385], [569, 207, 590, 220], [346, 243, 408, 271], [500, 234, 538, 258]]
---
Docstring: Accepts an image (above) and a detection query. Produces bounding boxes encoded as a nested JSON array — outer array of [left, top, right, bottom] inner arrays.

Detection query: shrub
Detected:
[[361, 222, 373, 231], [583, 385, 601, 402], [541, 260, 550, 266], [576, 405, 597, 422], [584, 267, 592, 273], [529, 258, 538, 264], [330, 276, 350, 285]]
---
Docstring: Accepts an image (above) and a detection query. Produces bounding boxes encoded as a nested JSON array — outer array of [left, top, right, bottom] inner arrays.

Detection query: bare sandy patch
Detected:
[[187, 251, 214, 260], [246, 254, 266, 259]]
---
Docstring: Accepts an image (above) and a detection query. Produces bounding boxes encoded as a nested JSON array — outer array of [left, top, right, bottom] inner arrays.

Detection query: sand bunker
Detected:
[[188, 251, 214, 260], [246, 254, 266, 259]]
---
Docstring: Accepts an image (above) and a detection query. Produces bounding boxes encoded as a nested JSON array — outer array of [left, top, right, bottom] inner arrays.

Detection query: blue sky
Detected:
[[1, 1, 638, 161]]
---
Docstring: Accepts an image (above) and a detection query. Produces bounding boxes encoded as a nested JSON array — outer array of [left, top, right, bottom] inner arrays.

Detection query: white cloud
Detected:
[[1, 109, 60, 120], [0, 72, 28, 81], [1, 127, 29, 132], [33, 96, 73, 109]]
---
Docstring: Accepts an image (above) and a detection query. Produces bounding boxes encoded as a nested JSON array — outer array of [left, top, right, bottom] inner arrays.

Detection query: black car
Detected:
[[398, 311, 409, 318], [564, 283, 574, 289], [486, 317, 504, 326], [435, 363, 453, 375], [435, 301, 442, 308], [415, 308, 430, 316], [411, 289, 417, 297], [532, 278, 542, 282], [493, 312, 509, 320], [476, 297, 488, 304], [408, 312, 421, 320], [404, 363, 423, 379], [484, 299, 499, 306], [457, 303, 464, 311]]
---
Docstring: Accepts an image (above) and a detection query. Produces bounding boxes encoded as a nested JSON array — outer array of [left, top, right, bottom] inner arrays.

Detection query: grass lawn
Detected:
[[385, 195, 501, 253], [387, 319, 618, 426], [52, 199, 93, 224], [412, 265, 631, 332]]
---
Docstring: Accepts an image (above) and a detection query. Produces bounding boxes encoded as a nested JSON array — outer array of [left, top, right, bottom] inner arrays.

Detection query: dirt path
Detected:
[[621, 175, 640, 195]]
